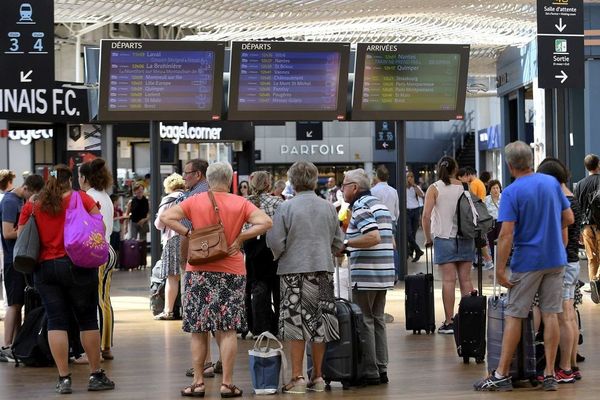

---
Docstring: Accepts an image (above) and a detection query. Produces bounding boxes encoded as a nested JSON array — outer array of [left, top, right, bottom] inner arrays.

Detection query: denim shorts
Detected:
[[563, 261, 581, 300], [34, 257, 99, 331], [433, 237, 475, 264]]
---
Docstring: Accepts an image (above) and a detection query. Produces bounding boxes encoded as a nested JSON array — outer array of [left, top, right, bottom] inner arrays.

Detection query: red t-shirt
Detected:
[[180, 192, 258, 275], [19, 191, 98, 262]]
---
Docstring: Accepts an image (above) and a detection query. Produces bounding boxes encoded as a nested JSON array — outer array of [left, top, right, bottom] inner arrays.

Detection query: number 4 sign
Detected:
[[0, 0, 54, 88]]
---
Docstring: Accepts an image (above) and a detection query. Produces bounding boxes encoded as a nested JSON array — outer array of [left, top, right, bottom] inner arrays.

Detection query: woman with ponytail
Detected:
[[78, 158, 116, 361], [421, 156, 475, 335], [17, 164, 115, 394]]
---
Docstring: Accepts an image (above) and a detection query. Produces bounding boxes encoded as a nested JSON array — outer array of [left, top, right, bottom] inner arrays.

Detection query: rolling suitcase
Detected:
[[404, 246, 435, 334], [486, 243, 536, 384], [307, 256, 366, 390], [453, 241, 486, 364], [120, 239, 144, 269]]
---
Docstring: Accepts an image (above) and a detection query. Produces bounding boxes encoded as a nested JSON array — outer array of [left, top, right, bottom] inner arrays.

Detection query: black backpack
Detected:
[[456, 183, 494, 246], [11, 306, 53, 367]]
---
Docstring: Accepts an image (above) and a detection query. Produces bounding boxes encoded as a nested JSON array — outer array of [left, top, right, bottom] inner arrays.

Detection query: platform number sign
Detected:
[[0, 0, 54, 87]]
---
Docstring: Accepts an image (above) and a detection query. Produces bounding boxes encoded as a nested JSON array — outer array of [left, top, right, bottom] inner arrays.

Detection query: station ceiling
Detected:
[[54, 0, 596, 77]]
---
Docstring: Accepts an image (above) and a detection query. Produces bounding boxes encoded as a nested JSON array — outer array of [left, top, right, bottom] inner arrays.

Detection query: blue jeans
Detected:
[[34, 257, 99, 331]]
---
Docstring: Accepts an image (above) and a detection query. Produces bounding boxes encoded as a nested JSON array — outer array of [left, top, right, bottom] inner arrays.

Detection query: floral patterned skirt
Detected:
[[279, 272, 339, 343], [182, 271, 247, 333]]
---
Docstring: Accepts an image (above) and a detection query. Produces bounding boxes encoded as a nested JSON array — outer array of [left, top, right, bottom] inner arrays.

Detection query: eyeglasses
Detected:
[[341, 182, 357, 189], [183, 170, 198, 177]]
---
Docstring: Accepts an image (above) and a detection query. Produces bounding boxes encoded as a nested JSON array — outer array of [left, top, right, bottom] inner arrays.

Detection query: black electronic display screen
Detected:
[[98, 40, 225, 122], [352, 43, 470, 121], [228, 42, 350, 121]]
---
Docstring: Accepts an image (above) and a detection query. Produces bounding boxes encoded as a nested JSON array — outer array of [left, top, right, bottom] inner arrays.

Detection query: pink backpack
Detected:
[[64, 191, 109, 268]]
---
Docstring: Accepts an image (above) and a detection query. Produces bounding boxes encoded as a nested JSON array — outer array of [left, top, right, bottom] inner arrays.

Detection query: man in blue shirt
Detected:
[[474, 141, 574, 392]]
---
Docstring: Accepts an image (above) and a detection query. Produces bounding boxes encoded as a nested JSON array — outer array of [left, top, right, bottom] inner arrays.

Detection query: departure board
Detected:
[[98, 40, 225, 122], [228, 42, 350, 121], [352, 43, 470, 121]]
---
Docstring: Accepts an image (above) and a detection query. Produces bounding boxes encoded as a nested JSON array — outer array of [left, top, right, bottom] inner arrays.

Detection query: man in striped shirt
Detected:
[[340, 168, 395, 386]]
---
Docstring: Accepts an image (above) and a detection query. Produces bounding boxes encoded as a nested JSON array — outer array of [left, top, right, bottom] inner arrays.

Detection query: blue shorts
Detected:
[[563, 261, 580, 300], [433, 237, 475, 264]]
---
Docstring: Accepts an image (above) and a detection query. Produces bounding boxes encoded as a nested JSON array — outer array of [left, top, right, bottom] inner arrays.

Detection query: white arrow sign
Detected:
[[382, 142, 389, 149], [555, 18, 566, 32], [20, 70, 33, 83], [305, 130, 313, 138], [555, 70, 568, 83]]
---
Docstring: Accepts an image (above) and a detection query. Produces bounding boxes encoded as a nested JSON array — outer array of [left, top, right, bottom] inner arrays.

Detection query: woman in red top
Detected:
[[18, 164, 115, 395], [161, 162, 272, 398]]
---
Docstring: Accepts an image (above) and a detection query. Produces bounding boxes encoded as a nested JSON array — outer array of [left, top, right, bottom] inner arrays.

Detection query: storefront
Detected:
[[254, 121, 373, 192], [111, 121, 255, 194]]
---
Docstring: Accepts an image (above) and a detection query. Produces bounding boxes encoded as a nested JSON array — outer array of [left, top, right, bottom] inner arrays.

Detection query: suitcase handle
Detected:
[[424, 245, 434, 278]]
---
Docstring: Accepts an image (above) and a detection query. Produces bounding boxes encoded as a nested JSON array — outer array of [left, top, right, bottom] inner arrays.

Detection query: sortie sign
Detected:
[[536, 0, 584, 89]]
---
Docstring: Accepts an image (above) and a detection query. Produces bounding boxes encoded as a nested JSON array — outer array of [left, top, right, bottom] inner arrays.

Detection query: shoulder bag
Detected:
[[187, 191, 229, 265], [64, 190, 109, 268], [13, 208, 40, 274]]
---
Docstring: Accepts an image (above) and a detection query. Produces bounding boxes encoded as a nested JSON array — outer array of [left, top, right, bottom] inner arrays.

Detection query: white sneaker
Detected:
[[483, 260, 494, 271]]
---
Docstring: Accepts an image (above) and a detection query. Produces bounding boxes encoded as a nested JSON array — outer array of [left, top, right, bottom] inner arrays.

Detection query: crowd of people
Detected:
[[0, 139, 598, 395]]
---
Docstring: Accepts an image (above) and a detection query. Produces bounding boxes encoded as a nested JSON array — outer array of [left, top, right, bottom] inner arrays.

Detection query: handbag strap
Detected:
[[208, 191, 223, 227], [253, 331, 287, 384]]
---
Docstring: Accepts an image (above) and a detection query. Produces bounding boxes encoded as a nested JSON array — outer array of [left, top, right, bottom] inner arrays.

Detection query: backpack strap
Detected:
[[462, 183, 480, 227]]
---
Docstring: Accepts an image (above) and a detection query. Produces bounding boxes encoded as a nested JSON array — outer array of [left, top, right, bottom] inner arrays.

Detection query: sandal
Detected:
[[154, 311, 175, 320], [307, 377, 325, 392], [220, 383, 243, 398], [282, 376, 306, 394], [203, 362, 215, 378], [181, 382, 205, 397]]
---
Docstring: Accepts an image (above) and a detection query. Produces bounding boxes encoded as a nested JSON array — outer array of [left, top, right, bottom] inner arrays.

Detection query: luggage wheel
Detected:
[[475, 357, 484, 364], [325, 381, 332, 391], [341, 381, 350, 390], [463, 356, 470, 364]]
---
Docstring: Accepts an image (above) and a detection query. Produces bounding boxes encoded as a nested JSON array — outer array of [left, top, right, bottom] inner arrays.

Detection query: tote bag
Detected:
[[13, 212, 40, 274], [248, 331, 287, 395], [64, 191, 109, 268]]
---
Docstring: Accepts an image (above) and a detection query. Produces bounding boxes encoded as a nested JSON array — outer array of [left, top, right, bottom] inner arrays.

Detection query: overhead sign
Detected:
[[159, 122, 222, 144], [6, 127, 53, 145], [0, 0, 54, 88], [375, 121, 395, 150], [0, 82, 90, 123], [537, 0, 584, 89], [296, 121, 323, 141]]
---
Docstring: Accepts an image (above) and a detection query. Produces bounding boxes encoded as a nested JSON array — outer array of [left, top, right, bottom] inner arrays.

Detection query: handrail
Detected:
[[443, 110, 475, 158]]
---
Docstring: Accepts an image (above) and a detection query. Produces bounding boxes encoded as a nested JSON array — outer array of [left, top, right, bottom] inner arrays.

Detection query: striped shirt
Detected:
[[346, 193, 395, 290]]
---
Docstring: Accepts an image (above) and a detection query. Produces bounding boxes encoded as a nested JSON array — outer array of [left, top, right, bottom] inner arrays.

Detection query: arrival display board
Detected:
[[98, 40, 225, 121], [228, 42, 350, 121], [0, 0, 54, 88], [352, 43, 470, 121], [536, 0, 584, 89]]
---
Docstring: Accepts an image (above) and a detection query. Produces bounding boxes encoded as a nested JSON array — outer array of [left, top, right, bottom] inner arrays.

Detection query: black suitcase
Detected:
[[453, 242, 486, 364], [404, 246, 435, 334], [307, 257, 366, 389]]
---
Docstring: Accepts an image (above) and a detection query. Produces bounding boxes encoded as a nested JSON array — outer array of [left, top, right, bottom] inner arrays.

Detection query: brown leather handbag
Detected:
[[187, 191, 229, 265]]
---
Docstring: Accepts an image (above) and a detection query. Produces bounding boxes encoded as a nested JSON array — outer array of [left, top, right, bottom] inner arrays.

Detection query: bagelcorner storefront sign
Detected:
[[159, 122, 222, 144]]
